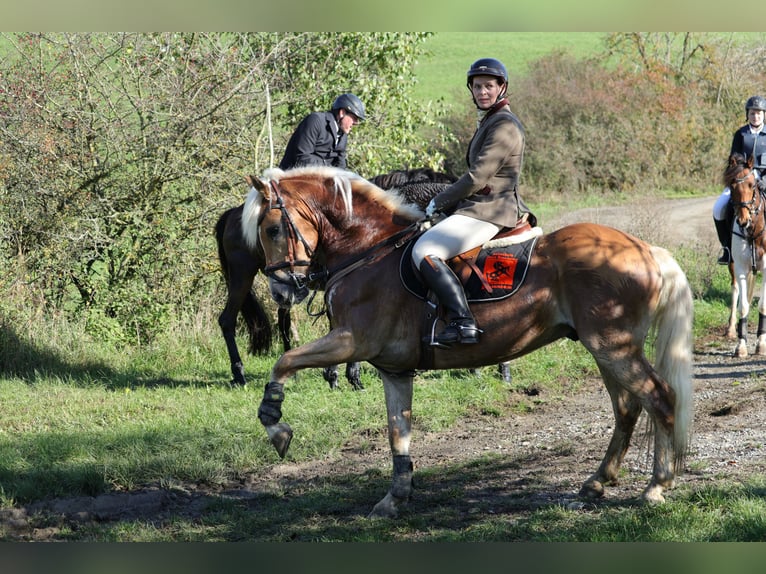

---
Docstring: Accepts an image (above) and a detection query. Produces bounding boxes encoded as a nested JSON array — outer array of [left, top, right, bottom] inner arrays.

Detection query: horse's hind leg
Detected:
[[579, 376, 642, 500], [323, 365, 339, 389], [346, 362, 364, 390], [583, 354, 678, 504]]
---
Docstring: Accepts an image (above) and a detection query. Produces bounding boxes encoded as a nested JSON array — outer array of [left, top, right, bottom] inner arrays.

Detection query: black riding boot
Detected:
[[419, 255, 481, 345], [714, 216, 732, 265]]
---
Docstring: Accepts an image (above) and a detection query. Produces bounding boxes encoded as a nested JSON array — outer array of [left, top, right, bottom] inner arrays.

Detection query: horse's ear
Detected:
[[748, 155, 755, 169], [729, 154, 739, 168], [245, 175, 270, 201]]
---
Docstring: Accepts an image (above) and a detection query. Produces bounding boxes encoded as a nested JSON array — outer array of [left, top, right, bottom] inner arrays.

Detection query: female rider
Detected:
[[412, 57, 531, 346]]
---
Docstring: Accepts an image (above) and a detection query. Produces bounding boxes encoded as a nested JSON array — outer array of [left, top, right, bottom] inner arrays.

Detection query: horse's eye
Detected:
[[264, 224, 281, 240]]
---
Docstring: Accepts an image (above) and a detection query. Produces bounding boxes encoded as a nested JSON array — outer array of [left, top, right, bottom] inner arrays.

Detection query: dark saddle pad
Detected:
[[399, 234, 538, 303]]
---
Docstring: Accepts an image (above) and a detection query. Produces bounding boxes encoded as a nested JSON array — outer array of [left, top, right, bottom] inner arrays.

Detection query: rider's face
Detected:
[[748, 108, 764, 128], [470, 76, 505, 110], [338, 109, 360, 134]]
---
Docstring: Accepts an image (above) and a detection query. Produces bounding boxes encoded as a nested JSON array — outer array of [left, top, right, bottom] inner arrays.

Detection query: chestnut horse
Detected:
[[215, 168, 511, 388], [242, 166, 693, 518], [214, 168, 455, 388], [216, 204, 363, 389], [725, 152, 766, 356]]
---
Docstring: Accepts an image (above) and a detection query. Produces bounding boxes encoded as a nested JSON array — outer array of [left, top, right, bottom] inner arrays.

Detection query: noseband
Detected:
[[259, 180, 315, 298]]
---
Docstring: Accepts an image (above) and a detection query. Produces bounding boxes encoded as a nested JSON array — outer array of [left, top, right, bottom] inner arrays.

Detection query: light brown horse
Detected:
[[725, 152, 766, 356], [242, 166, 694, 518]]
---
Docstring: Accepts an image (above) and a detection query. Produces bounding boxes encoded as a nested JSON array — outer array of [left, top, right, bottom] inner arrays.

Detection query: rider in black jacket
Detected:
[[279, 93, 365, 170], [713, 95, 766, 264]]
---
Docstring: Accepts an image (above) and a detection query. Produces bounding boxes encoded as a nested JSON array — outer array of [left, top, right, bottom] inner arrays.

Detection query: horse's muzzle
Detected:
[[269, 274, 309, 307], [737, 215, 753, 233]]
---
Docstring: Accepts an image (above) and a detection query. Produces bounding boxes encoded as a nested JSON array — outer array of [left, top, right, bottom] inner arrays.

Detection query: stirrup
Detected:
[[433, 321, 482, 345]]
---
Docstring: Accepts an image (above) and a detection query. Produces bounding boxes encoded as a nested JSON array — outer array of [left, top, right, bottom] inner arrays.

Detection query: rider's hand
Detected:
[[425, 199, 437, 218]]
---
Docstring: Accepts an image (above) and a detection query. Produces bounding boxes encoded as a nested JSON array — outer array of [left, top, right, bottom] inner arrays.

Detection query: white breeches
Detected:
[[411, 214, 500, 268], [713, 188, 731, 221]]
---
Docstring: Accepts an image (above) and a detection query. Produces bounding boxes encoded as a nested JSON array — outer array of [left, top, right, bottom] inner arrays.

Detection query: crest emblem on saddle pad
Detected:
[[399, 235, 538, 303]]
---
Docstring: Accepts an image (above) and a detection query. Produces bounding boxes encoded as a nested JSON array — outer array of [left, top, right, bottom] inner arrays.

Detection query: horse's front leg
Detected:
[[727, 266, 739, 340], [734, 275, 750, 358], [368, 370, 414, 519], [733, 258, 751, 357], [257, 328, 359, 458]]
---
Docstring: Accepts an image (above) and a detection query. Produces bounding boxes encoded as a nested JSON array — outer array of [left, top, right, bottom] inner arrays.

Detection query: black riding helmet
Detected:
[[745, 95, 766, 116], [466, 58, 508, 108], [332, 93, 366, 121]]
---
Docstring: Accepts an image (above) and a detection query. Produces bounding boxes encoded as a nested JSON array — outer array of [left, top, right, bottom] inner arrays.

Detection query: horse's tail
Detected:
[[242, 290, 274, 356], [651, 245, 694, 472], [214, 207, 274, 355]]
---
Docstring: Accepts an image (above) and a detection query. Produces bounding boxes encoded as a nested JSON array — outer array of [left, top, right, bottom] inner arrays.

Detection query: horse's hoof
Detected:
[[579, 480, 605, 499], [641, 484, 666, 505], [266, 423, 293, 459], [368, 492, 401, 519], [735, 346, 749, 358]]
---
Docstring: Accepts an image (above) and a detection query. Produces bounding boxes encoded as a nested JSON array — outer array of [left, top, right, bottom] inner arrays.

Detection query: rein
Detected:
[[321, 223, 423, 292]]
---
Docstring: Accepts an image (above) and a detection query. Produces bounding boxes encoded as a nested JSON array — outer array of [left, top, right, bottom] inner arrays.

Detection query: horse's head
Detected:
[[241, 166, 424, 308], [242, 170, 320, 307], [726, 152, 760, 232]]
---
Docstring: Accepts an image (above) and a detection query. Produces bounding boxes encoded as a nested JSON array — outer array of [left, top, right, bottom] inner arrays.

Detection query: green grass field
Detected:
[[413, 32, 606, 108]]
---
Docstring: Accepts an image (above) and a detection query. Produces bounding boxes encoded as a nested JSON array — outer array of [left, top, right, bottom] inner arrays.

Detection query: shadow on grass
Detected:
[[0, 321, 246, 389], [8, 444, 764, 542]]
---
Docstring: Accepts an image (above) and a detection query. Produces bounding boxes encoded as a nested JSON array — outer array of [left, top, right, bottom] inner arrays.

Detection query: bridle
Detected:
[[256, 177, 424, 305], [729, 165, 766, 243], [258, 180, 316, 300]]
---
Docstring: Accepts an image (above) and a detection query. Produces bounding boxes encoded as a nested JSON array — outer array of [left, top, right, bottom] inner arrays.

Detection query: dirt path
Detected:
[[7, 195, 766, 540], [547, 195, 715, 248]]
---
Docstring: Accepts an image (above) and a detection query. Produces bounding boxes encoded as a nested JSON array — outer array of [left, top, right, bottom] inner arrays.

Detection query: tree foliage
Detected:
[[505, 34, 766, 196], [0, 32, 443, 343], [4, 32, 766, 345]]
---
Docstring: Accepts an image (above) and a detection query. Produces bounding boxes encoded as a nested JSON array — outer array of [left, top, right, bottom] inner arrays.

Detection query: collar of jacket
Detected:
[[477, 98, 510, 124]]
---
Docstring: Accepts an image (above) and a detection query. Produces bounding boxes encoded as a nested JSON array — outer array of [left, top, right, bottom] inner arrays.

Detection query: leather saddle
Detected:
[[399, 217, 542, 303]]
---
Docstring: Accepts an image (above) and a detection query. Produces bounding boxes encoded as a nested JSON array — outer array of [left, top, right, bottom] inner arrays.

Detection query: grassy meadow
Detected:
[[413, 32, 606, 109], [1, 32, 765, 542]]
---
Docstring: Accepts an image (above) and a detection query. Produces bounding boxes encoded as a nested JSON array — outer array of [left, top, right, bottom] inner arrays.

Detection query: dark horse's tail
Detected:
[[214, 206, 274, 355]]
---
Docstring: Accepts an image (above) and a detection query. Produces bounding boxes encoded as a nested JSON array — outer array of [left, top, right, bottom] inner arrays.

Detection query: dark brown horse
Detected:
[[724, 152, 766, 356], [242, 166, 694, 518], [215, 167, 489, 388]]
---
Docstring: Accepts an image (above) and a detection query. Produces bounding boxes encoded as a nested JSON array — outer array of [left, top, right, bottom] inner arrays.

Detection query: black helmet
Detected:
[[745, 95, 766, 114], [466, 58, 508, 88], [332, 93, 366, 121]]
